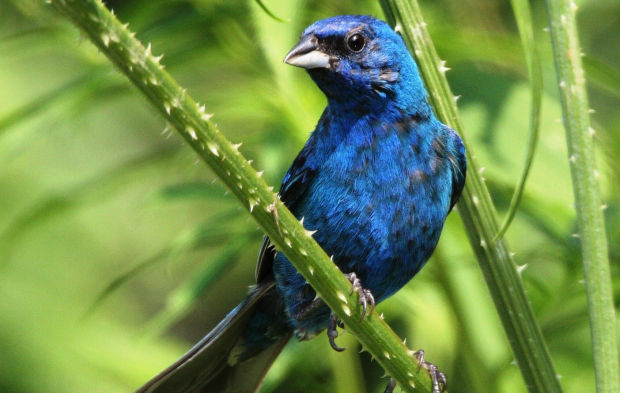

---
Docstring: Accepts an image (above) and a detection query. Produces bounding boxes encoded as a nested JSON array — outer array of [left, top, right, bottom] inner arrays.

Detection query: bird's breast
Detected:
[[300, 127, 452, 300]]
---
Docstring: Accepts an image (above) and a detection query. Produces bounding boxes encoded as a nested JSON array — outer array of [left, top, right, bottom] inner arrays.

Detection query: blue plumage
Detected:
[[137, 15, 465, 393], [270, 14, 465, 339]]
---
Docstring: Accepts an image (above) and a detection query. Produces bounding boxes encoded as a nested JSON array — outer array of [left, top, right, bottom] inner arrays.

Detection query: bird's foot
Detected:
[[382, 350, 446, 393], [383, 378, 396, 393], [327, 272, 375, 352], [414, 350, 447, 393], [327, 311, 345, 352], [345, 272, 375, 321]]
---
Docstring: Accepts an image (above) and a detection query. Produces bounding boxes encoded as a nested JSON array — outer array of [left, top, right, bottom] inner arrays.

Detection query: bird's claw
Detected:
[[414, 349, 447, 393], [383, 378, 396, 393], [328, 272, 375, 352], [383, 350, 446, 393], [328, 312, 345, 352], [345, 272, 375, 320]]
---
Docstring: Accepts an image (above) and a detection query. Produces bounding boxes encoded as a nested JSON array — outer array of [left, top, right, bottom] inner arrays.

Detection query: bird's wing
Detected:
[[255, 236, 276, 283], [446, 126, 467, 212], [255, 133, 320, 283]]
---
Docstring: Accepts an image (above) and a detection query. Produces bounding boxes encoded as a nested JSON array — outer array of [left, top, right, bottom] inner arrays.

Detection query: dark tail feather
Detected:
[[136, 282, 291, 393]]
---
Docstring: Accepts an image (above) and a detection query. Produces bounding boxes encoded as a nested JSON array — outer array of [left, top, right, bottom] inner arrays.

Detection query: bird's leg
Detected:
[[327, 272, 376, 352], [328, 311, 345, 352], [295, 295, 353, 352], [383, 378, 396, 393], [382, 350, 447, 393], [345, 272, 375, 320], [292, 297, 324, 322], [414, 350, 447, 393]]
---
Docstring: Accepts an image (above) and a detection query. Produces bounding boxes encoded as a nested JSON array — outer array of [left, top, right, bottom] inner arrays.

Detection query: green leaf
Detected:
[[254, 0, 290, 23], [495, 0, 543, 240]]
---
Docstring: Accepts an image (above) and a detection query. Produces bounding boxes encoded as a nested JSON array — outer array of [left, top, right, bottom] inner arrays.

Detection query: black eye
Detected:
[[346, 33, 365, 52]]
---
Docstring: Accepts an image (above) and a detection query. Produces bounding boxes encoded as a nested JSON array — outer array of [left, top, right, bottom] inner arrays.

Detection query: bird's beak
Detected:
[[284, 35, 330, 69]]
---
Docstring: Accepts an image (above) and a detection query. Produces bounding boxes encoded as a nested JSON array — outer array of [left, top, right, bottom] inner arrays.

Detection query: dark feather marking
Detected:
[[444, 126, 467, 212]]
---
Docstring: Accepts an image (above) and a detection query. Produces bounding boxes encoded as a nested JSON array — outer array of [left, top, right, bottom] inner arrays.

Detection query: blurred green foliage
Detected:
[[0, 0, 617, 392]]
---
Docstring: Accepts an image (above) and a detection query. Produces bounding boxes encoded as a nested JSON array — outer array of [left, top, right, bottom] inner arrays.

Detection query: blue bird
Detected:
[[137, 15, 465, 393]]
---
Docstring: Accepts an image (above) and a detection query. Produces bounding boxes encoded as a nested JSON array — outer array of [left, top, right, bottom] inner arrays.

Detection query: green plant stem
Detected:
[[495, 0, 543, 240], [379, 1, 563, 393], [47, 0, 436, 391], [544, 1, 620, 392]]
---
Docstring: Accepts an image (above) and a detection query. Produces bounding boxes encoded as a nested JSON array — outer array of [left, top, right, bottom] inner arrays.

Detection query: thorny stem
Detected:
[[380, 1, 563, 393], [545, 1, 619, 392]]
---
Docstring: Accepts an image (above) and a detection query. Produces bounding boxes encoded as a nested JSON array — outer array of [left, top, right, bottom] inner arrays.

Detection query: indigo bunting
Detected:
[[137, 15, 465, 393]]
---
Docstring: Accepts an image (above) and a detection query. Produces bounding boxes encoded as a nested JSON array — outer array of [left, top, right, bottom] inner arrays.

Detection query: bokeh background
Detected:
[[0, 0, 618, 392]]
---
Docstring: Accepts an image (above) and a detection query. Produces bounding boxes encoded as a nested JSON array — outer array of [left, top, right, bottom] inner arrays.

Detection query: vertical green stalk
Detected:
[[379, 1, 563, 393], [544, 1, 620, 392]]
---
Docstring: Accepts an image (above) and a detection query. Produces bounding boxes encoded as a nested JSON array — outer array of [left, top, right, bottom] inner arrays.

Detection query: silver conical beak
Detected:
[[284, 35, 330, 69]]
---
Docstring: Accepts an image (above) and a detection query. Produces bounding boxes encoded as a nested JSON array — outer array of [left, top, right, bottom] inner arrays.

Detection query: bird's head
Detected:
[[284, 15, 427, 112]]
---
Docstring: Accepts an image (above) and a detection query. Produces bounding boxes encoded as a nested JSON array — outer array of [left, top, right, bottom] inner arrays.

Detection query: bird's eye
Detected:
[[346, 33, 365, 53]]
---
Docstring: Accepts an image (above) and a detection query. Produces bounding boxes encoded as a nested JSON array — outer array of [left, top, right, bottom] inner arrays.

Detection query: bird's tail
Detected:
[[136, 282, 291, 393]]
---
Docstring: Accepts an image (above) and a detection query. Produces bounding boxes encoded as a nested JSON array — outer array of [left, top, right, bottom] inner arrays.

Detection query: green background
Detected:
[[0, 0, 618, 392]]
